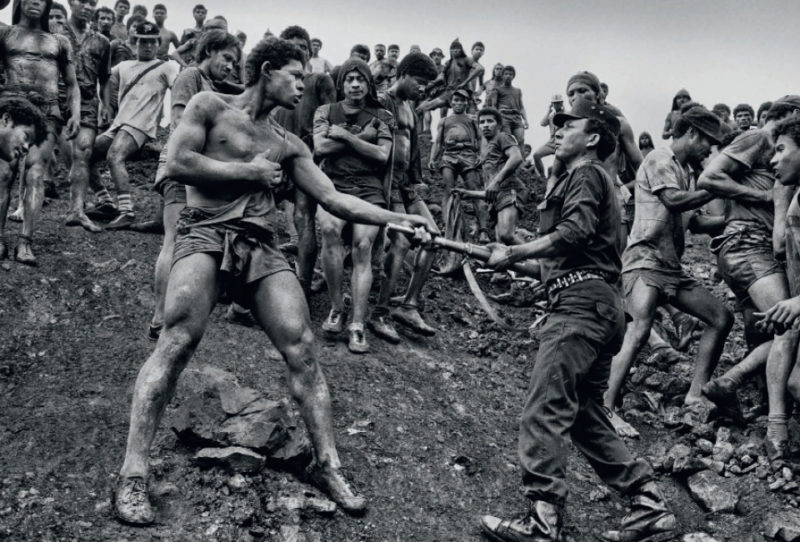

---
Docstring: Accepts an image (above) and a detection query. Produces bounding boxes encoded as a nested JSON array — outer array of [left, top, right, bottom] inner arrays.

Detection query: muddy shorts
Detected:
[[158, 179, 187, 206], [491, 187, 527, 219], [98, 123, 149, 151], [80, 95, 99, 130], [441, 150, 479, 173], [712, 227, 785, 305], [332, 176, 387, 208], [173, 208, 294, 304], [500, 110, 524, 134], [622, 268, 702, 304]]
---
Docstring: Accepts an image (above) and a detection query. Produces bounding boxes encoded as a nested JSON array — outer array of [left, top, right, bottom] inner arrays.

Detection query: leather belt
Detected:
[[547, 269, 609, 296]]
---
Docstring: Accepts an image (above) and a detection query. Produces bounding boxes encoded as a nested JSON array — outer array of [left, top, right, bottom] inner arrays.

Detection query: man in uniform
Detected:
[[112, 37, 431, 526], [480, 98, 676, 542]]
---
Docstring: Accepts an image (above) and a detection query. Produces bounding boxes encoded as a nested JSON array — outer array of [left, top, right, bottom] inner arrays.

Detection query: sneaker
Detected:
[[105, 212, 136, 230], [86, 202, 119, 220], [347, 323, 369, 354], [368, 314, 401, 344], [480, 500, 561, 542], [321, 308, 345, 335], [113, 476, 155, 526], [306, 463, 366, 515], [392, 304, 436, 336]]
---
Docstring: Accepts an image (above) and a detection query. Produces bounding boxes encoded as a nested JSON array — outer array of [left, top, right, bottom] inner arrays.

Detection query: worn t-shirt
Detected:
[[481, 132, 522, 189], [171, 67, 214, 109], [109, 59, 180, 138], [785, 190, 800, 297], [722, 128, 775, 231], [61, 24, 110, 97], [442, 114, 479, 151], [494, 85, 522, 113], [622, 147, 693, 273], [307, 56, 331, 74]]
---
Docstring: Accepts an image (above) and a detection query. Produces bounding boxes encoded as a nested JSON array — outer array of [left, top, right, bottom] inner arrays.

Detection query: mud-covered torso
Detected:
[[0, 26, 70, 104]]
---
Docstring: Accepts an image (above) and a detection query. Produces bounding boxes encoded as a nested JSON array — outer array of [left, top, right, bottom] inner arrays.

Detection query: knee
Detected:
[[107, 146, 127, 166], [282, 326, 316, 367], [161, 319, 203, 352], [352, 237, 374, 260], [710, 307, 734, 332]]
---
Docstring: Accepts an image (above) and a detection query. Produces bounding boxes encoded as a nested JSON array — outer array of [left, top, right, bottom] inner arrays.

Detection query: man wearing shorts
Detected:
[[488, 65, 527, 152], [89, 21, 179, 229], [699, 96, 800, 461], [0, 0, 80, 264], [603, 105, 733, 438], [478, 107, 525, 245], [112, 37, 431, 525]]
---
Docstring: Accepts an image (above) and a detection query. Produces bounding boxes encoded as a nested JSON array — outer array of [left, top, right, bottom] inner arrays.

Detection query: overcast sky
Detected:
[[3, 0, 798, 145]]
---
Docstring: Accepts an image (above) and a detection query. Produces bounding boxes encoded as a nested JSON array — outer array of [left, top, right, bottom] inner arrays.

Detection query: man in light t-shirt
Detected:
[[307, 37, 332, 74], [89, 20, 179, 229]]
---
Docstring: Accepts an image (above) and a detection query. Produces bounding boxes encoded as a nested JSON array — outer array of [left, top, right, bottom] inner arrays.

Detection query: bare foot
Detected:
[[14, 240, 36, 266], [7, 207, 23, 222], [65, 211, 102, 233], [683, 394, 715, 409], [608, 409, 640, 438]]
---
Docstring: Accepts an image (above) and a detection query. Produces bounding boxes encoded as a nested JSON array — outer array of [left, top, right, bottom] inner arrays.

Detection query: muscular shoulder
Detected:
[[184, 91, 229, 119], [723, 128, 772, 165], [283, 130, 312, 162]]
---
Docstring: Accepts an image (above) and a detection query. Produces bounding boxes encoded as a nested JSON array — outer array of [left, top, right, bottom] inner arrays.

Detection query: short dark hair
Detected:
[[279, 25, 310, 50], [195, 30, 241, 64], [125, 14, 144, 30], [757, 101, 773, 120], [0, 96, 48, 145], [388, 44, 400, 51], [311, 37, 321, 45], [245, 37, 305, 87], [375, 43, 385, 48], [471, 41, 484, 50], [213, 15, 227, 23], [502, 65, 515, 75], [50, 2, 67, 16], [350, 44, 370, 62], [712, 103, 731, 114], [766, 102, 800, 123], [733, 103, 754, 118], [115, 0, 130, 7], [193, 3, 206, 10], [600, 82, 609, 92], [478, 107, 502, 125], [773, 115, 800, 148], [132, 4, 147, 16], [584, 118, 617, 161], [396, 52, 437, 81], [153, 3, 166, 12], [93, 6, 115, 22]]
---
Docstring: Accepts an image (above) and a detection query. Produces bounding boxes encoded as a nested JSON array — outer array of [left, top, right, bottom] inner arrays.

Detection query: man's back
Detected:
[[720, 128, 776, 230]]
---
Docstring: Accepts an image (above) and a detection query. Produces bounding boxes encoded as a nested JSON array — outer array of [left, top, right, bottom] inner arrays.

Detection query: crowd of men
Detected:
[[2, 1, 800, 541]]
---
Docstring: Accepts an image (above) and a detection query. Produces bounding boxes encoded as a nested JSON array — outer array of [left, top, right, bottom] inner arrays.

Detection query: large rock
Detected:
[[687, 470, 740, 513], [194, 447, 266, 473], [764, 509, 800, 541]]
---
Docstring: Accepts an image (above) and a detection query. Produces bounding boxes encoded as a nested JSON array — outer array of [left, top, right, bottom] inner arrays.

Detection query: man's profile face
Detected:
[[153, 8, 166, 25], [311, 41, 321, 55], [266, 59, 305, 109], [524, 144, 532, 157], [49, 9, 67, 31], [387, 48, 399, 61], [758, 109, 770, 128], [502, 70, 514, 84], [771, 134, 800, 186], [689, 130, 713, 162], [554, 118, 590, 162], [69, 0, 97, 23], [479, 115, 499, 139], [207, 46, 238, 82], [114, 2, 128, 19], [0, 115, 34, 162], [193, 7, 206, 25], [97, 12, 114, 32], [450, 94, 467, 114], [342, 70, 367, 102], [471, 45, 484, 61], [567, 82, 597, 107], [734, 111, 753, 130], [136, 37, 158, 61], [402, 74, 430, 102], [374, 45, 385, 60]]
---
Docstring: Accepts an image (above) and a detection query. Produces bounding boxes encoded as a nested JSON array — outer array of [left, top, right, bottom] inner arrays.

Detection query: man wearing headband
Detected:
[[698, 96, 800, 464], [314, 58, 394, 353], [0, 0, 80, 265], [481, 98, 676, 542], [603, 104, 734, 439]]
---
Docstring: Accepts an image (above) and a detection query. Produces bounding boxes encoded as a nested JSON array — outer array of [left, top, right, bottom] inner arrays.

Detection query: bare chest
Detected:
[[205, 112, 287, 164]]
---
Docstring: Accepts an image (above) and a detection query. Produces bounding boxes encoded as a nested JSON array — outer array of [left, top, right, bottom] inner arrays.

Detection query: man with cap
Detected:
[[603, 104, 734, 439], [531, 93, 564, 179], [87, 20, 180, 229], [480, 98, 676, 542], [698, 96, 800, 463], [313, 57, 394, 353], [429, 88, 488, 239], [0, 0, 80, 264]]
